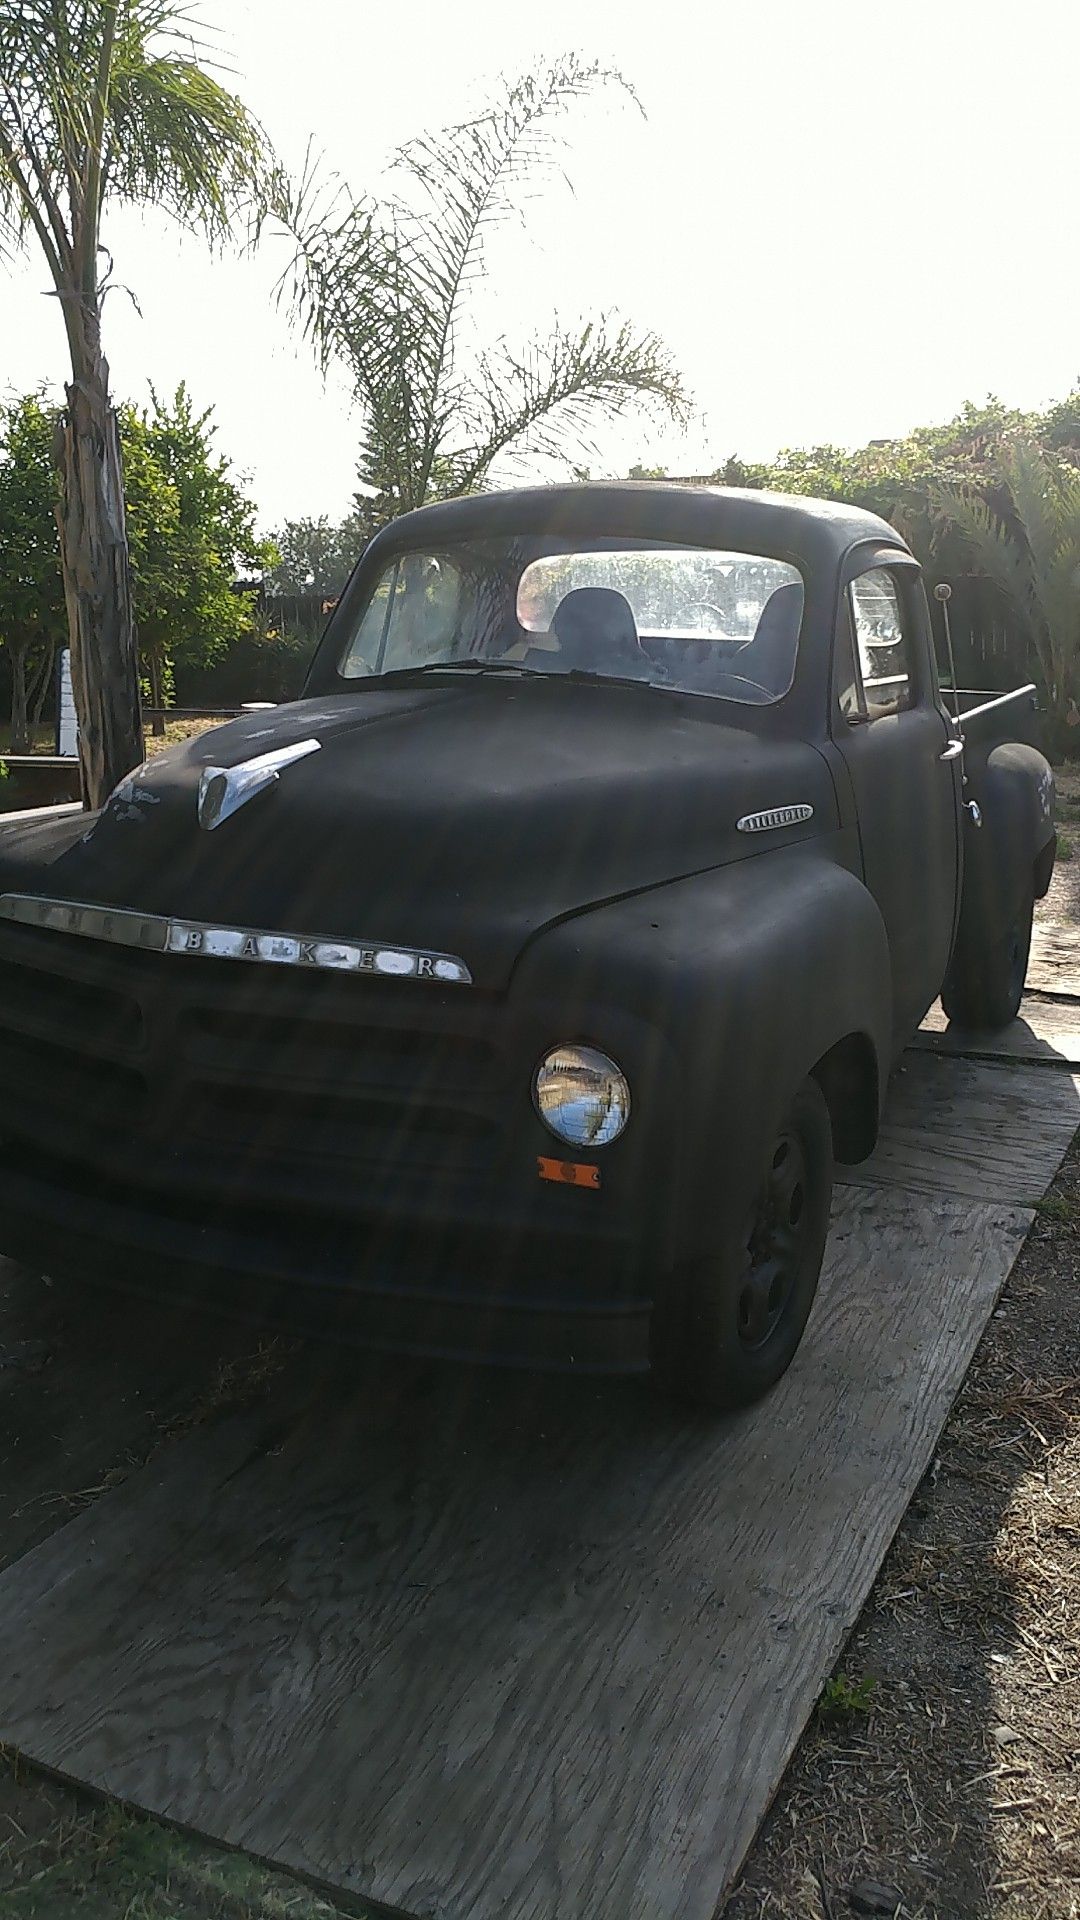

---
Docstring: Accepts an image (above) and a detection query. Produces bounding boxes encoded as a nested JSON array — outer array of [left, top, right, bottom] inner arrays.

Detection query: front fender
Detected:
[[510, 844, 891, 1266]]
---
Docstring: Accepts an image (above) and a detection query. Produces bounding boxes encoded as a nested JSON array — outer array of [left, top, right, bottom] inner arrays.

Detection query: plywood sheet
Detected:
[[1028, 913, 1080, 998], [0, 1258, 267, 1573], [0, 1186, 1033, 1920], [914, 995, 1080, 1067], [839, 1052, 1080, 1204]]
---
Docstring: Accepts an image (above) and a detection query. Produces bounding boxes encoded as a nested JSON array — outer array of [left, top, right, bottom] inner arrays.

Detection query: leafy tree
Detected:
[[0, 384, 273, 743], [1034, 386, 1080, 462], [0, 390, 67, 749], [277, 57, 688, 515], [710, 399, 1028, 564], [0, 1, 272, 805], [264, 514, 368, 599], [121, 384, 277, 716], [934, 436, 1080, 742]]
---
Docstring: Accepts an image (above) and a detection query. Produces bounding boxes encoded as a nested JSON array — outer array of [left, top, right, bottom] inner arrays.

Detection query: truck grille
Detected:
[[0, 918, 505, 1189]]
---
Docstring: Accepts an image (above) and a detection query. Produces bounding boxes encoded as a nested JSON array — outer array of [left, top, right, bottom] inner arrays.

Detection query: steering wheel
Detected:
[[685, 598, 728, 625], [711, 671, 775, 701]]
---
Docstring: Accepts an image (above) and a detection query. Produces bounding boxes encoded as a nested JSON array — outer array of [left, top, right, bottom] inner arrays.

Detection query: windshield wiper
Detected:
[[374, 660, 536, 682], [562, 668, 676, 696], [369, 661, 675, 694]]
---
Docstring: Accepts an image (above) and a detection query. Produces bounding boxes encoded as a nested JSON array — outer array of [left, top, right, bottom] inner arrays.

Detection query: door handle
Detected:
[[939, 737, 964, 761]]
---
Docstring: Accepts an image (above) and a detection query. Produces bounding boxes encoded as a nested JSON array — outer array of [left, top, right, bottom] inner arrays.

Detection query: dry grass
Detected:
[[728, 1145, 1080, 1920], [19, 718, 230, 758], [0, 1766, 368, 1918], [142, 719, 231, 757], [9, 1337, 288, 1528]]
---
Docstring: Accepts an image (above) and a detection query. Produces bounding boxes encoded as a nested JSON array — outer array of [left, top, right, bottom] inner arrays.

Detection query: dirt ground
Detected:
[[18, 719, 227, 760], [726, 1145, 1080, 1920], [0, 801, 1077, 1919], [722, 793, 1080, 1920]]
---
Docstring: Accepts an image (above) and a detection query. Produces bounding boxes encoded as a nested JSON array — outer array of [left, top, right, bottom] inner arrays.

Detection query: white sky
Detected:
[[3, 0, 1079, 530]]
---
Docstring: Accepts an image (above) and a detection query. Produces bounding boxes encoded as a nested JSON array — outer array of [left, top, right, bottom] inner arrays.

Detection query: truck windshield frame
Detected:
[[338, 536, 806, 707]]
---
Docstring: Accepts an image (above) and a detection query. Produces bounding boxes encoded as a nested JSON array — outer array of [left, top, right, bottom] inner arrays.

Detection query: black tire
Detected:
[[941, 883, 1034, 1030], [652, 1076, 833, 1410]]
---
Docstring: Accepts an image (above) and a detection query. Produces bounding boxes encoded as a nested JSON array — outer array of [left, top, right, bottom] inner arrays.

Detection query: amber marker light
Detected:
[[537, 1156, 602, 1189]]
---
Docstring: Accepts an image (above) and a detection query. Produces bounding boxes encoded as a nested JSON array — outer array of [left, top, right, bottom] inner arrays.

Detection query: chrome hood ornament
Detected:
[[197, 738, 322, 831]]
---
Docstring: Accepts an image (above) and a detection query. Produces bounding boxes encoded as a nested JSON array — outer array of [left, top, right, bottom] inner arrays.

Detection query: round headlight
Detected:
[[534, 1045, 630, 1148]]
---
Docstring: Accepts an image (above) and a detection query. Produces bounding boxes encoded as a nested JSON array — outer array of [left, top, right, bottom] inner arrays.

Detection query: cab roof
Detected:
[[372, 482, 909, 569]]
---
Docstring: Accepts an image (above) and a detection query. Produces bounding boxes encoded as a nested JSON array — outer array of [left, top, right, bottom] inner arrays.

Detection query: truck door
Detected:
[[834, 558, 961, 1044]]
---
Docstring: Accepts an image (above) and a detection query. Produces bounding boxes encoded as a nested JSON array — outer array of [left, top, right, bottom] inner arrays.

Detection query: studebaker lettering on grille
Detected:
[[0, 894, 471, 983]]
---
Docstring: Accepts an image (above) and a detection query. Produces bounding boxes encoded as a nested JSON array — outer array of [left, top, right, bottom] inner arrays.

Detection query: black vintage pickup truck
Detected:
[[0, 486, 1056, 1406]]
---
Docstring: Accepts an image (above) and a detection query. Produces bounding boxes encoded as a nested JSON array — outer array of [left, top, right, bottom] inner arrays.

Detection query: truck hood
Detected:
[[0, 682, 837, 991]]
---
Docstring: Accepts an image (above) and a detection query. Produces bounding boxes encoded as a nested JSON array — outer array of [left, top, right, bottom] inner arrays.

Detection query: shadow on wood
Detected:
[[0, 1185, 1039, 1920]]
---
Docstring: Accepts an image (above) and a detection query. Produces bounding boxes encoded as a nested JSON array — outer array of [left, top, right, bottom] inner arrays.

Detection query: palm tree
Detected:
[[0, 1, 271, 805], [276, 57, 689, 518], [934, 436, 1080, 742]]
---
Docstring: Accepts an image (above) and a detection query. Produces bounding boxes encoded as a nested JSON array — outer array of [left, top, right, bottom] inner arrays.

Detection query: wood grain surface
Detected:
[[838, 1052, 1080, 1203], [914, 994, 1080, 1066], [0, 1186, 1034, 1920], [0, 1258, 268, 1572], [1027, 914, 1080, 998]]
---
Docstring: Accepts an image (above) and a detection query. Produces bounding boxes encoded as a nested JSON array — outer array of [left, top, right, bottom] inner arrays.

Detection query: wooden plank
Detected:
[[913, 995, 1080, 1067], [0, 1257, 270, 1574], [0, 1186, 1033, 1920], [1028, 913, 1080, 999], [838, 1053, 1080, 1203]]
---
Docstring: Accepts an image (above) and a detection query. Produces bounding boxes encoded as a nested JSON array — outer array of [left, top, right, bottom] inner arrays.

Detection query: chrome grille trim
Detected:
[[0, 894, 472, 984]]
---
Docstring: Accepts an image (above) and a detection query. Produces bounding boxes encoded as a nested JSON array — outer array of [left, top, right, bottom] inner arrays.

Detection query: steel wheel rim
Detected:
[[736, 1128, 810, 1351]]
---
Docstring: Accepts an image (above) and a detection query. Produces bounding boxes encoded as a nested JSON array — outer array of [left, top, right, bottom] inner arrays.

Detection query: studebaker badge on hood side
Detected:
[[736, 804, 815, 833]]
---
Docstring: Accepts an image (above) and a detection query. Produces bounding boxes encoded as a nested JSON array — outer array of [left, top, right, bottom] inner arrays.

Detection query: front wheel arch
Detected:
[[810, 1030, 880, 1165]]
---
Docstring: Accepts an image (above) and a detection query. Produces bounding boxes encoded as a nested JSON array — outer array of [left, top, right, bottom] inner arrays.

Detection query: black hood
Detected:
[[0, 683, 837, 991]]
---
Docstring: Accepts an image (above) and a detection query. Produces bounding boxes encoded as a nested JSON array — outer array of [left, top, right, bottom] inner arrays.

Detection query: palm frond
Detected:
[[101, 7, 270, 236], [1038, 537, 1080, 701], [272, 152, 393, 371], [431, 316, 689, 498], [393, 57, 632, 451], [274, 59, 682, 514], [998, 436, 1068, 600], [0, 0, 274, 313], [932, 482, 1036, 627]]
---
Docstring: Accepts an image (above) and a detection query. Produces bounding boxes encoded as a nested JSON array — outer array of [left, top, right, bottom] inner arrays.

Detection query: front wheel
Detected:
[[652, 1077, 833, 1410]]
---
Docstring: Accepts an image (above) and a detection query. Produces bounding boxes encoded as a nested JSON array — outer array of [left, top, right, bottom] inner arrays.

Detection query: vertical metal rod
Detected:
[[933, 582, 962, 727]]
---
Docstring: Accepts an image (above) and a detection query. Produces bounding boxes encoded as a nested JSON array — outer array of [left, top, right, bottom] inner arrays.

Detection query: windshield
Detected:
[[339, 537, 804, 704]]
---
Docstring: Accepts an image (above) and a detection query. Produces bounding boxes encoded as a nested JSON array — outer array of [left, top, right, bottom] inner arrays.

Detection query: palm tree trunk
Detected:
[[53, 357, 143, 809]]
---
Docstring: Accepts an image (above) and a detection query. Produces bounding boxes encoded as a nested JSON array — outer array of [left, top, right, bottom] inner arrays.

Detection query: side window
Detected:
[[848, 568, 912, 720], [342, 555, 464, 677]]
